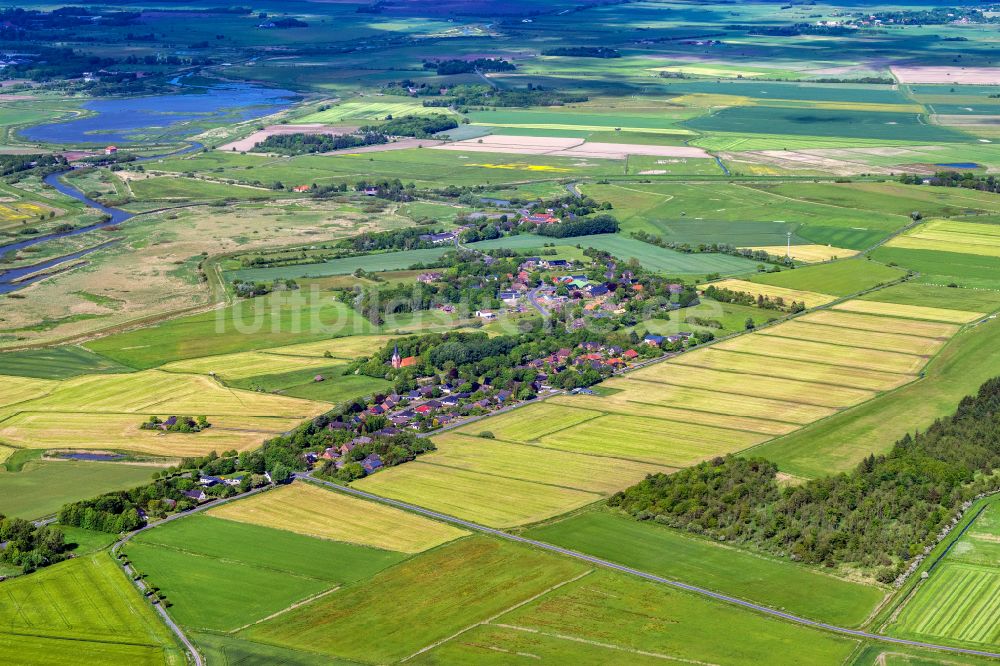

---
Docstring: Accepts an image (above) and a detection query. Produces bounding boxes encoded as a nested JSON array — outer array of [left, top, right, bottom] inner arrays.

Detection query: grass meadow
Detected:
[[0, 346, 132, 379], [889, 499, 1000, 648], [750, 259, 906, 296], [126, 515, 403, 632], [526, 511, 885, 627], [0, 553, 181, 664], [241, 536, 589, 663]]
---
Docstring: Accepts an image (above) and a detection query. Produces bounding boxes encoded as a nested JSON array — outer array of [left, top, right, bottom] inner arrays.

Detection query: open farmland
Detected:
[[750, 259, 906, 296], [887, 220, 1000, 258], [701, 278, 835, 308], [207, 482, 468, 553], [0, 553, 181, 664], [889, 499, 1000, 648], [126, 515, 403, 633], [832, 299, 985, 324], [526, 511, 885, 628], [241, 537, 590, 663]]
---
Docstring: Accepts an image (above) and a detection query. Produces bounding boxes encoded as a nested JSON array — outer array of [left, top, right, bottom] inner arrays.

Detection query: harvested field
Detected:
[[0, 375, 55, 409], [603, 377, 838, 424], [886, 220, 1000, 258], [714, 335, 928, 374], [749, 244, 857, 262], [539, 414, 766, 466], [353, 463, 602, 527], [547, 394, 800, 436], [797, 310, 960, 338], [722, 149, 898, 177], [629, 363, 876, 408], [759, 321, 945, 356], [0, 412, 302, 456], [207, 483, 467, 553], [265, 335, 397, 359], [670, 348, 913, 392], [701, 278, 835, 308], [218, 124, 356, 153], [455, 402, 602, 442], [161, 351, 334, 380], [831, 300, 984, 324], [892, 66, 1000, 85], [424, 432, 670, 493]]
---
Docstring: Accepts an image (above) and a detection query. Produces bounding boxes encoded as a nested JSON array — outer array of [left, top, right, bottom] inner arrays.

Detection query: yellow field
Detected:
[[759, 321, 945, 356], [834, 300, 984, 324], [671, 348, 912, 392], [0, 412, 299, 456], [0, 201, 49, 222], [547, 394, 799, 436], [427, 433, 669, 494], [265, 335, 396, 359], [0, 375, 56, 409], [700, 279, 835, 308], [715, 335, 928, 374], [0, 444, 14, 463], [455, 402, 601, 442], [19, 370, 328, 418], [604, 377, 838, 424], [208, 483, 468, 553], [629, 363, 875, 408], [886, 220, 1000, 258], [798, 310, 960, 339], [161, 351, 335, 380], [750, 244, 857, 263], [539, 414, 766, 467], [353, 462, 603, 528]]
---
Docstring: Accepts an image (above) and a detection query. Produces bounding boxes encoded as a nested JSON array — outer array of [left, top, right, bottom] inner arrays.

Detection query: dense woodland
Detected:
[[254, 131, 387, 155], [610, 376, 1000, 581], [536, 214, 619, 238], [0, 517, 67, 573], [361, 114, 458, 138], [423, 58, 515, 75]]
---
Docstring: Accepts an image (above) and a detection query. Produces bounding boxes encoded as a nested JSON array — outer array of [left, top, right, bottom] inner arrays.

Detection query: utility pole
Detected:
[[786, 231, 791, 259]]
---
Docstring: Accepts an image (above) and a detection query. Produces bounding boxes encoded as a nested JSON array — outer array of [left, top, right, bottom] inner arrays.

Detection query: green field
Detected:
[[890, 499, 1000, 648], [0, 460, 158, 519], [684, 106, 967, 142], [126, 515, 404, 632], [128, 176, 278, 202], [85, 298, 376, 369], [750, 259, 906, 296], [0, 553, 181, 664], [0, 345, 132, 379], [526, 511, 884, 627], [242, 536, 589, 663], [873, 246, 1000, 290], [227, 247, 452, 282], [857, 282, 1000, 313], [470, 233, 760, 276]]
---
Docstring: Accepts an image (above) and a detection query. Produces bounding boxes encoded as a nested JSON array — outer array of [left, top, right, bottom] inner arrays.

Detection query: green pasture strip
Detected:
[[241, 536, 589, 663], [0, 346, 133, 378], [749, 259, 906, 296], [525, 510, 885, 628], [0, 460, 157, 520]]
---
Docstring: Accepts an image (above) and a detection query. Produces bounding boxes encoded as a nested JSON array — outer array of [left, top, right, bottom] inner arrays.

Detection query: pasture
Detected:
[[241, 536, 589, 663], [874, 246, 1000, 291], [207, 482, 468, 553], [490, 570, 860, 666], [299, 100, 453, 123], [0, 553, 181, 663], [526, 511, 885, 627], [750, 259, 906, 296], [856, 282, 1000, 314], [0, 346, 130, 379], [890, 500, 1000, 648], [0, 459, 157, 519], [161, 350, 335, 380], [126, 515, 403, 632]]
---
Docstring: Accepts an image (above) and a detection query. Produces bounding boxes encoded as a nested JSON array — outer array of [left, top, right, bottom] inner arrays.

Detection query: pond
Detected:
[[20, 80, 297, 145], [53, 452, 126, 462], [935, 162, 981, 169]]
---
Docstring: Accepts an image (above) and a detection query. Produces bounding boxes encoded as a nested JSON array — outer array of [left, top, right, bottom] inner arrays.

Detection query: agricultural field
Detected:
[[0, 553, 182, 664], [526, 511, 886, 628], [749, 259, 907, 296], [701, 278, 836, 308], [207, 482, 468, 553], [0, 345, 132, 379], [888, 499, 1000, 648], [125, 514, 404, 633], [887, 220, 1000, 258]]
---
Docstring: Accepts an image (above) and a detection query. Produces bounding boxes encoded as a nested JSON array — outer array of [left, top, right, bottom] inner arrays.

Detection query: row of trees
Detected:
[[610, 376, 1000, 581], [361, 114, 458, 138], [536, 214, 619, 238], [703, 284, 806, 313], [423, 58, 515, 75], [900, 171, 1000, 193]]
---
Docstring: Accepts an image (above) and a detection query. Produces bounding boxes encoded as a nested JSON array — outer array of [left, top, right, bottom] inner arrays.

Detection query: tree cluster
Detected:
[[703, 284, 805, 313], [423, 84, 588, 109], [535, 214, 619, 238], [361, 114, 458, 138], [541, 47, 620, 58], [900, 171, 1000, 193], [423, 58, 515, 75], [253, 131, 387, 155], [0, 517, 67, 573]]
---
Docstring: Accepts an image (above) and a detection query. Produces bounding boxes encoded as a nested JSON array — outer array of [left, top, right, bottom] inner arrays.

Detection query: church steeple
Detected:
[[391, 343, 401, 369]]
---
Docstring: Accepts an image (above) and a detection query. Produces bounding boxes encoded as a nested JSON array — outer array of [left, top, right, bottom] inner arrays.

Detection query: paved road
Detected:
[[526, 286, 550, 317], [301, 474, 1000, 660]]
